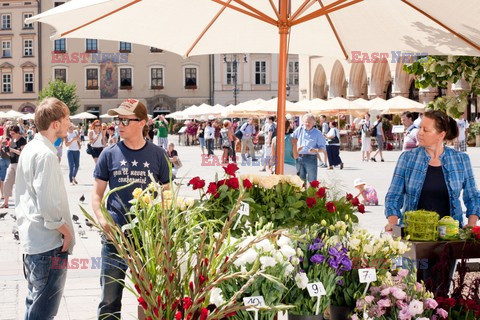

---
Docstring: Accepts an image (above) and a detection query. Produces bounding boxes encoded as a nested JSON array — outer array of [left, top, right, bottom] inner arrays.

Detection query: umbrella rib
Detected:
[[60, 0, 141, 38], [401, 0, 480, 52], [290, 0, 317, 22], [268, 0, 281, 21], [317, 0, 349, 60], [291, 0, 362, 26], [232, 0, 278, 25]]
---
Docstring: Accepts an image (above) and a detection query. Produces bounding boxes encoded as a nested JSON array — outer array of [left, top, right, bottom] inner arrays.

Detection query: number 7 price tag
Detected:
[[233, 202, 250, 229], [307, 282, 326, 297], [358, 268, 377, 296]]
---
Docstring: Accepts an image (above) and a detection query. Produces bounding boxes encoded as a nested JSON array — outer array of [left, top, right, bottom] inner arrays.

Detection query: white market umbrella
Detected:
[[165, 111, 185, 120], [21, 113, 35, 120], [3, 110, 25, 119], [70, 111, 98, 120], [28, 0, 480, 173], [258, 98, 308, 116], [382, 96, 426, 114], [100, 113, 115, 119]]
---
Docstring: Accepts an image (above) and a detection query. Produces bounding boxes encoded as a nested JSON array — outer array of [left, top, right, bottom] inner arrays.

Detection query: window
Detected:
[[2, 41, 11, 58], [151, 68, 163, 89], [24, 73, 33, 92], [54, 68, 67, 82], [119, 67, 132, 89], [150, 47, 163, 53], [2, 74, 11, 93], [288, 61, 299, 85], [54, 39, 66, 53], [226, 61, 237, 85], [1, 14, 11, 30], [184, 67, 197, 88], [86, 39, 98, 53], [54, 2, 64, 7], [23, 13, 33, 29], [24, 39, 33, 57], [86, 68, 98, 89], [255, 61, 266, 85], [119, 42, 131, 53]]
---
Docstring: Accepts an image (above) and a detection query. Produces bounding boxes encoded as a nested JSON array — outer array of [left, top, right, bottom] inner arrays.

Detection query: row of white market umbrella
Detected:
[[166, 96, 426, 120]]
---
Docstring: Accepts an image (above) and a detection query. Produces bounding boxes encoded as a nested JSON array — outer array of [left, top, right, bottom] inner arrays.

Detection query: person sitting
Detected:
[[353, 178, 378, 206]]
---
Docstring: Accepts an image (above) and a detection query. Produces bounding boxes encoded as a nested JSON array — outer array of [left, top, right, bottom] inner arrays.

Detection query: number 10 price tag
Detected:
[[243, 296, 265, 309], [307, 282, 326, 297], [358, 268, 377, 283]]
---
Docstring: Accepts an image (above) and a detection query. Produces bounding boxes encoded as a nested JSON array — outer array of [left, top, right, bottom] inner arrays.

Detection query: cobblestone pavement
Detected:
[[1, 138, 479, 319]]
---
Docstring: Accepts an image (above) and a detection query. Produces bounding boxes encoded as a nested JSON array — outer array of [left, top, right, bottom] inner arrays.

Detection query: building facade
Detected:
[[0, 0, 39, 113], [213, 53, 299, 106]]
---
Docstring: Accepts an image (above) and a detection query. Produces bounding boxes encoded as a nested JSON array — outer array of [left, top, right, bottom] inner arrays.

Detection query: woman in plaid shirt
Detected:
[[385, 110, 480, 232]]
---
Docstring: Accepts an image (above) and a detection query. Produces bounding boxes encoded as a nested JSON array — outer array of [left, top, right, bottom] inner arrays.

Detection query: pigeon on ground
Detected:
[[0, 212, 7, 220], [10, 213, 16, 221], [78, 225, 86, 238], [85, 219, 94, 230], [72, 214, 79, 224], [13, 231, 19, 241], [79, 194, 85, 203]]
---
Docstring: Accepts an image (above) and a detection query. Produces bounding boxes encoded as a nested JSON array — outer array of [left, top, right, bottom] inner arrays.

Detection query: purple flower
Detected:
[[310, 254, 325, 264], [337, 279, 344, 286], [328, 247, 340, 257], [328, 257, 340, 269], [309, 243, 320, 251]]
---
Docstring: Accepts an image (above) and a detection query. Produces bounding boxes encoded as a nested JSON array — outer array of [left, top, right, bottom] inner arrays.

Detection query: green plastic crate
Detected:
[[404, 210, 439, 241]]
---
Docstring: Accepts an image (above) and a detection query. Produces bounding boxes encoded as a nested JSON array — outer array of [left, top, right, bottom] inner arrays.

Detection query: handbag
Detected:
[[370, 122, 379, 137], [86, 143, 93, 155], [173, 157, 183, 169], [328, 129, 340, 144]]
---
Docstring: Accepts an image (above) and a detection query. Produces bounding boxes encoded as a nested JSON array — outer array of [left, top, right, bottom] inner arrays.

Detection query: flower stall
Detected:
[[82, 163, 478, 320]]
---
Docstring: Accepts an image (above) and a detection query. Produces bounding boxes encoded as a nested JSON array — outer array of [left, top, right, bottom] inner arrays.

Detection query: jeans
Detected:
[[230, 141, 237, 162], [295, 154, 318, 182], [98, 240, 127, 320], [67, 150, 80, 182], [23, 247, 68, 320], [206, 139, 214, 155]]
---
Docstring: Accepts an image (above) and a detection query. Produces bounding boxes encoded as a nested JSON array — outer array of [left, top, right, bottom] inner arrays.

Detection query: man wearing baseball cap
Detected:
[[92, 99, 170, 319]]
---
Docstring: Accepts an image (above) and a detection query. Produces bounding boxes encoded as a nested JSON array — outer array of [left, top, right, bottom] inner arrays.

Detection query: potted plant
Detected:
[[468, 122, 480, 147]]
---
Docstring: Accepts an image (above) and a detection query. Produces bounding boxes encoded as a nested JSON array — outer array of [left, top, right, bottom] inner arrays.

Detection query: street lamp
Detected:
[[224, 54, 247, 105]]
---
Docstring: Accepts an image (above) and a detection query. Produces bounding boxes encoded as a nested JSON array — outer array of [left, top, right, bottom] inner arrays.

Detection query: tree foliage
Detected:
[[38, 80, 81, 114], [403, 56, 480, 118]]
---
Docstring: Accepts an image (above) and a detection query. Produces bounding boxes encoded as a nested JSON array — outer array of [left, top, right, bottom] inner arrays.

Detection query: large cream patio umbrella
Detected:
[[28, 0, 480, 173], [369, 96, 425, 114]]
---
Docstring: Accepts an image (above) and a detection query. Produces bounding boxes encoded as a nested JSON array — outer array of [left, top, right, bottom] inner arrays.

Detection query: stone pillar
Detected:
[[419, 86, 438, 105]]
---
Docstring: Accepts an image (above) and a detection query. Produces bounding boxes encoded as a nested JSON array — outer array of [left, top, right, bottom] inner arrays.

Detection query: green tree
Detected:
[[403, 56, 480, 118], [38, 80, 81, 114]]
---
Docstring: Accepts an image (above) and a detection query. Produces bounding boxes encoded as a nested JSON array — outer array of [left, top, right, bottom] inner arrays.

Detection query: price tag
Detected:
[[358, 268, 377, 283], [243, 296, 265, 310], [307, 282, 326, 297], [239, 202, 250, 216]]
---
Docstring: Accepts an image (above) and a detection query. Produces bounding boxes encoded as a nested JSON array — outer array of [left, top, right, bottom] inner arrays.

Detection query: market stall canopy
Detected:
[[371, 96, 426, 114], [224, 99, 266, 118], [1, 110, 25, 119], [165, 111, 185, 120], [20, 113, 35, 120], [28, 0, 480, 175], [99, 113, 115, 119], [70, 112, 98, 120]]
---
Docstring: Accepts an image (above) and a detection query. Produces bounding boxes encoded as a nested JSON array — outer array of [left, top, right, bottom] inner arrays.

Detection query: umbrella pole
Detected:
[[275, 1, 289, 175]]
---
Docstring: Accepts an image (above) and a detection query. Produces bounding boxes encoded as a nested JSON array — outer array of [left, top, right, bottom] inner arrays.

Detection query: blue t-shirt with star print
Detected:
[[94, 140, 170, 226]]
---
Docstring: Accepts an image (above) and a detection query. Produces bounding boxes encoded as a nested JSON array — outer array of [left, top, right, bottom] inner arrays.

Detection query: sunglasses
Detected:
[[114, 118, 142, 126]]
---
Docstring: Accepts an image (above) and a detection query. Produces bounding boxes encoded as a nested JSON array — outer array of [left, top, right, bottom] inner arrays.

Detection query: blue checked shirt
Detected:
[[385, 146, 480, 225]]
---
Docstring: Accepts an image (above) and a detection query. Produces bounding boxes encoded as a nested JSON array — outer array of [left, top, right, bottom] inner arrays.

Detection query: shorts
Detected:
[[0, 158, 9, 181], [376, 136, 384, 151], [91, 147, 104, 158]]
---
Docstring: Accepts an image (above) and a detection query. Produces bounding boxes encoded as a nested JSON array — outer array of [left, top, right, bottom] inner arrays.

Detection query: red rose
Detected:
[[345, 193, 353, 201], [217, 179, 226, 187], [207, 182, 217, 194], [316, 187, 327, 198], [443, 298, 456, 308], [200, 308, 209, 320], [188, 176, 205, 190], [243, 178, 253, 189], [351, 197, 360, 206], [138, 296, 148, 310], [182, 297, 193, 310], [466, 300, 478, 311], [310, 180, 320, 188], [326, 201, 336, 213], [472, 226, 480, 240], [306, 197, 317, 208], [226, 177, 239, 190], [358, 204, 365, 214], [223, 163, 239, 176]]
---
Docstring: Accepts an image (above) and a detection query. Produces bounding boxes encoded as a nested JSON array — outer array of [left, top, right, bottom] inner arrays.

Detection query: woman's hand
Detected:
[[466, 215, 479, 228]]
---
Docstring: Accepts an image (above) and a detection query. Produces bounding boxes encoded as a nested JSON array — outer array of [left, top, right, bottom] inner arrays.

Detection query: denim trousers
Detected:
[[295, 154, 318, 182], [206, 139, 214, 155], [23, 247, 68, 320], [98, 240, 127, 320], [67, 150, 80, 182]]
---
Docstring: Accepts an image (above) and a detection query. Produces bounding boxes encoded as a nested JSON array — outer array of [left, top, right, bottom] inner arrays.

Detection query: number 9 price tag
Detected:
[[307, 282, 326, 297], [358, 268, 377, 283], [243, 296, 265, 310]]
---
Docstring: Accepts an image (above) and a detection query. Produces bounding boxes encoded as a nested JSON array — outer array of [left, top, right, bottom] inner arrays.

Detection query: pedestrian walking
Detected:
[[220, 120, 231, 164], [455, 112, 469, 152], [89, 120, 106, 164], [326, 121, 344, 170], [401, 111, 419, 151], [291, 113, 326, 183], [197, 122, 206, 155], [92, 99, 170, 320], [16, 97, 75, 320], [317, 115, 329, 167], [2, 125, 26, 208], [154, 114, 169, 149], [240, 118, 257, 162], [360, 113, 372, 161], [205, 121, 215, 156], [65, 125, 81, 185], [371, 114, 385, 162], [0, 137, 10, 200]]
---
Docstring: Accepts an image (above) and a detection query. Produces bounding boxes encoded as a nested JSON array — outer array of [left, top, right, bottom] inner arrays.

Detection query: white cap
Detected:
[[353, 178, 366, 187], [286, 113, 292, 120]]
